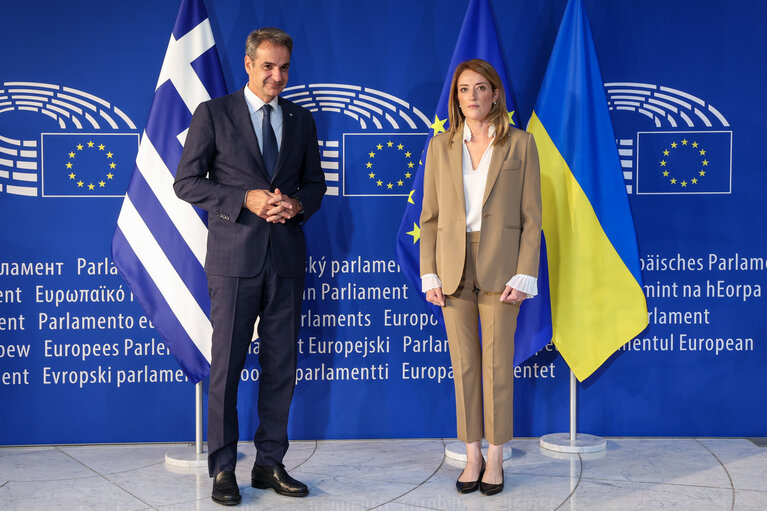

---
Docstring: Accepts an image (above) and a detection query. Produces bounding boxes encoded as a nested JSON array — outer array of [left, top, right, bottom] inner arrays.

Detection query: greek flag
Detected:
[[111, 0, 227, 383]]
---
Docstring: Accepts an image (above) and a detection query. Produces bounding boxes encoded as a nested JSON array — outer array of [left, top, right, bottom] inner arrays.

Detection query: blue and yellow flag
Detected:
[[527, 0, 648, 381], [395, 0, 552, 366]]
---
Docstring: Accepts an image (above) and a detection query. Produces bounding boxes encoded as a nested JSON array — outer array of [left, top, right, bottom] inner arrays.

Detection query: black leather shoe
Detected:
[[479, 467, 504, 496], [456, 458, 485, 494], [212, 470, 241, 506], [251, 463, 308, 497]]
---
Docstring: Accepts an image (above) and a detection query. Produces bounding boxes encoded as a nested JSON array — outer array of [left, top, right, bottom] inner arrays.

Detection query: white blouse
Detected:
[[462, 123, 493, 232]]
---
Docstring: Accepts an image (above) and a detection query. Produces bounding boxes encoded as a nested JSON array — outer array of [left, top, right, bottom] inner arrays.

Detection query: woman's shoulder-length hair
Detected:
[[446, 59, 510, 147]]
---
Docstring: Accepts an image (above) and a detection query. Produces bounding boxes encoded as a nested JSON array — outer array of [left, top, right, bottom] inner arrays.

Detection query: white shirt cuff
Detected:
[[506, 274, 538, 298], [421, 273, 442, 292]]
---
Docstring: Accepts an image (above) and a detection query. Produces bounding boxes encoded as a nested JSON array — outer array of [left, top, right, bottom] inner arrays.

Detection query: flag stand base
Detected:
[[539, 370, 607, 454], [165, 445, 208, 469], [539, 433, 606, 454], [444, 440, 512, 463]]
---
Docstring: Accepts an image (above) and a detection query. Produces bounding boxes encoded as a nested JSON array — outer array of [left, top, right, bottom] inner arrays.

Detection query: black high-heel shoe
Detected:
[[479, 467, 504, 496], [456, 458, 485, 494]]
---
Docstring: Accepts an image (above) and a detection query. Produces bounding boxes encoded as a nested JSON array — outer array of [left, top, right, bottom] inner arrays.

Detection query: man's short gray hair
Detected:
[[246, 27, 293, 58]]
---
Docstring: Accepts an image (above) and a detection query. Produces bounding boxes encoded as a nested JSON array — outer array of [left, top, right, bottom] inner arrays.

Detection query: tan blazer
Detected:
[[420, 125, 542, 295]]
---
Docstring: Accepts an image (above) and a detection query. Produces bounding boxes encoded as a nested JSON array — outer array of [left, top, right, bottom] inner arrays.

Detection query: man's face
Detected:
[[245, 42, 290, 103]]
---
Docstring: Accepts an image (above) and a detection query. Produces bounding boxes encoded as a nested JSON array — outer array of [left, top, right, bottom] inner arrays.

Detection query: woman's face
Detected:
[[456, 68, 499, 123]]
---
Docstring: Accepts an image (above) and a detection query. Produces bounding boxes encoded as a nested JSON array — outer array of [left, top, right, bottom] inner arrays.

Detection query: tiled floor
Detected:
[[1, 438, 765, 510]]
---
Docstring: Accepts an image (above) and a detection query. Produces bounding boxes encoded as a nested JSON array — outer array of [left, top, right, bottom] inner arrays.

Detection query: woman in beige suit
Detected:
[[420, 59, 541, 496]]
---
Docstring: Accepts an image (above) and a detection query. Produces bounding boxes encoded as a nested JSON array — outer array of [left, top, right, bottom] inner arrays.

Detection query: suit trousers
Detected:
[[442, 231, 519, 445], [206, 249, 303, 477]]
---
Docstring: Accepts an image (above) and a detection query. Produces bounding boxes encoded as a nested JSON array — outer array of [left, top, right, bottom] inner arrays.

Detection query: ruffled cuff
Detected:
[[421, 273, 442, 292], [505, 274, 538, 298]]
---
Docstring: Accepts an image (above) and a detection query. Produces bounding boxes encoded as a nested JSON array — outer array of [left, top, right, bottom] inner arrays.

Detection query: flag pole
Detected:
[[569, 369, 576, 441], [165, 382, 208, 469], [196, 381, 203, 454], [539, 368, 606, 453]]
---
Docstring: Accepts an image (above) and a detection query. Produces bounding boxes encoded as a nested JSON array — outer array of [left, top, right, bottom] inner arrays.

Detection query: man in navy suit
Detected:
[[174, 27, 326, 506]]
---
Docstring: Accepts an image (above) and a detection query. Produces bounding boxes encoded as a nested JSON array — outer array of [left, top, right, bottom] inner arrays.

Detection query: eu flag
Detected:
[[395, 0, 552, 366]]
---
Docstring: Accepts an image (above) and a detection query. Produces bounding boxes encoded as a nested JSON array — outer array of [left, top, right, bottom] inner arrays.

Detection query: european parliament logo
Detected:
[[282, 84, 429, 198], [605, 82, 733, 195], [0, 81, 138, 198]]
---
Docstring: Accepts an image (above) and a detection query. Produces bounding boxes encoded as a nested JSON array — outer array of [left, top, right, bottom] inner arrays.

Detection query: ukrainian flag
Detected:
[[527, 0, 648, 381]]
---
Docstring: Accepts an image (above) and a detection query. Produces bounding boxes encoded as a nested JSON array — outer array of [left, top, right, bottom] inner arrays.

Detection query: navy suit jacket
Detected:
[[174, 88, 326, 279]]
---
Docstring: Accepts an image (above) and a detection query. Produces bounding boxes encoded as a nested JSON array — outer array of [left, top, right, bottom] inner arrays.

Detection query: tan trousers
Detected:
[[442, 231, 519, 445]]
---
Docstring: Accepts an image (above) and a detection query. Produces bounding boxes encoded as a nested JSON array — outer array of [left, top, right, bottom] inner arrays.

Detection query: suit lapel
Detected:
[[227, 88, 269, 179], [272, 97, 295, 182], [447, 128, 466, 214], [482, 136, 510, 207]]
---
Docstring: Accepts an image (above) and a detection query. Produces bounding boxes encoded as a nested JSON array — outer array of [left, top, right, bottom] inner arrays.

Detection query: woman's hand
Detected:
[[426, 287, 446, 307], [500, 286, 526, 305]]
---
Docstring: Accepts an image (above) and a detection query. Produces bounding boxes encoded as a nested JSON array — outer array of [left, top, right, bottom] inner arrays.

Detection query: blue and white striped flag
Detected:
[[112, 0, 227, 383]]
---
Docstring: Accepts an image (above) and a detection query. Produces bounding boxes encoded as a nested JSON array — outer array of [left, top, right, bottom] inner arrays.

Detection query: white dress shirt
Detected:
[[421, 123, 538, 297], [243, 85, 283, 153]]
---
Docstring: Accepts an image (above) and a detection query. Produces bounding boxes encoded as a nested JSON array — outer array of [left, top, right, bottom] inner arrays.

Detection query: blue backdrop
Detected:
[[1, 0, 765, 444]]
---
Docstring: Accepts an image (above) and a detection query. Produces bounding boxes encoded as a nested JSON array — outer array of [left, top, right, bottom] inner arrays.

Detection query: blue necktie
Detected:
[[261, 104, 278, 178]]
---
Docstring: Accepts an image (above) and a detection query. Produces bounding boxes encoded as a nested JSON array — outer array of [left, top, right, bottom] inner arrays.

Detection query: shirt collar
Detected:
[[243, 85, 280, 115], [463, 122, 496, 142]]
